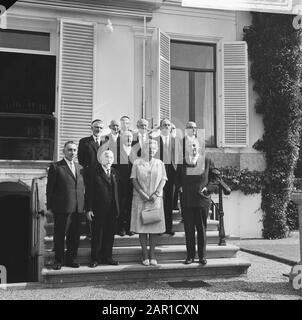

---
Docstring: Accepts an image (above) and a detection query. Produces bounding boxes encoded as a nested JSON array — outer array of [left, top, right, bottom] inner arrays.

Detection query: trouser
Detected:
[[90, 208, 117, 262], [163, 181, 174, 233], [117, 192, 132, 233], [53, 212, 81, 263], [183, 206, 208, 260]]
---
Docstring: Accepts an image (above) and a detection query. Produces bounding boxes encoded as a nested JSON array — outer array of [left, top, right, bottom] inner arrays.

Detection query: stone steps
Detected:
[[41, 257, 251, 285], [44, 244, 240, 265], [44, 219, 219, 236], [44, 231, 222, 250]]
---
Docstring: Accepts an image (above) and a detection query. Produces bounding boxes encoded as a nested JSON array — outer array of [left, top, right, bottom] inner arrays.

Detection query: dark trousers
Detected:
[[163, 165, 176, 233], [183, 206, 208, 260], [53, 212, 81, 263], [117, 190, 132, 233], [90, 209, 117, 262]]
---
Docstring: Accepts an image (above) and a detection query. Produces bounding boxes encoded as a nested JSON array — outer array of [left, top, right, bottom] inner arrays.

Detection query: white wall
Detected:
[[212, 191, 263, 238], [94, 23, 135, 129]]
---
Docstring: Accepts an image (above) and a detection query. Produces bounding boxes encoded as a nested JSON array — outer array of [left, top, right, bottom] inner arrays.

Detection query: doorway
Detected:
[[0, 183, 31, 283]]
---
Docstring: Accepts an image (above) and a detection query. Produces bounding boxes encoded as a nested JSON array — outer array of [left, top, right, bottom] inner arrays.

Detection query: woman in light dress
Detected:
[[130, 139, 167, 266]]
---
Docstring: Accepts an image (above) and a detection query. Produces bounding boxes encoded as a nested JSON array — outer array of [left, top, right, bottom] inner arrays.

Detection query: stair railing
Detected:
[[210, 169, 231, 246]]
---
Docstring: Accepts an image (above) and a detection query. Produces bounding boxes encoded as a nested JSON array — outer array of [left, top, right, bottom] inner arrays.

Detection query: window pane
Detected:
[[195, 72, 215, 146], [171, 69, 189, 130], [0, 29, 50, 51], [171, 42, 214, 70]]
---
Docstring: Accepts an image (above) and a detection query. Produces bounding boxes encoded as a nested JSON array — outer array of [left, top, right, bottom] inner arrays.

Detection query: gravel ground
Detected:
[[0, 252, 301, 300]]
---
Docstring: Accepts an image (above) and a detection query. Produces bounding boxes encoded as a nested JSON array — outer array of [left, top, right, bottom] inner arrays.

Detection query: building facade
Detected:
[[0, 0, 271, 282]]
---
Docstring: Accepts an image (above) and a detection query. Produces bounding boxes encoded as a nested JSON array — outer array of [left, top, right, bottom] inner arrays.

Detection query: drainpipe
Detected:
[[142, 15, 146, 119]]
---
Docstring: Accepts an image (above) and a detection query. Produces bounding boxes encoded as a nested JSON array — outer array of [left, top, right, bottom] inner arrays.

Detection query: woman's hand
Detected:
[[140, 191, 150, 202], [149, 193, 157, 203]]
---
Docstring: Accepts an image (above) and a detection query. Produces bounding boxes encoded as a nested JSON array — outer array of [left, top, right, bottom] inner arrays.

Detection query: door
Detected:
[[29, 178, 46, 282]]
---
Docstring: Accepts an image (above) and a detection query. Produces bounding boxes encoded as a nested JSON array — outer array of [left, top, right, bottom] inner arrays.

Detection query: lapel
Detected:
[[98, 164, 111, 185], [61, 159, 76, 181], [89, 135, 98, 153]]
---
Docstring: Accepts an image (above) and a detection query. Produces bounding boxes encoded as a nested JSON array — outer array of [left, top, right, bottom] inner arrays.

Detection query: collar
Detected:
[[93, 135, 101, 142], [123, 145, 132, 155], [64, 157, 74, 165], [111, 132, 119, 141], [101, 164, 111, 173]]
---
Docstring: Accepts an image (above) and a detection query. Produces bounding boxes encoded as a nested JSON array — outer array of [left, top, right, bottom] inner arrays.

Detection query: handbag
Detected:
[[141, 207, 161, 225]]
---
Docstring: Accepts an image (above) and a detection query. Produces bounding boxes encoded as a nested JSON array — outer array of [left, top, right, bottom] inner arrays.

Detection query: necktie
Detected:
[[96, 138, 100, 148], [107, 169, 110, 177], [70, 161, 76, 177]]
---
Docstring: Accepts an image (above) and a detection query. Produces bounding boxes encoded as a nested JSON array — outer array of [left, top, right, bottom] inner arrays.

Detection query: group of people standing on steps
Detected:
[[46, 116, 219, 271]]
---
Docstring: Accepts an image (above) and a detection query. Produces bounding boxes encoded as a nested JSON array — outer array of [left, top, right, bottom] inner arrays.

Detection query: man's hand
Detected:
[[46, 209, 53, 216], [86, 210, 94, 222], [201, 187, 207, 195]]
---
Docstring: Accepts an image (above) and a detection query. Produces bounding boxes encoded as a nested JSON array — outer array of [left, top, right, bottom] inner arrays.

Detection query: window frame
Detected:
[[170, 40, 217, 147]]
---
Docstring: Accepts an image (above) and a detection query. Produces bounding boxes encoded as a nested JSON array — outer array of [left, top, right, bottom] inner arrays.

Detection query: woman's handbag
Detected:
[[141, 207, 161, 225]]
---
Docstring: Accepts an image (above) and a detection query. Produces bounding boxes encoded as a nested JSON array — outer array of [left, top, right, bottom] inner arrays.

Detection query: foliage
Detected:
[[286, 200, 299, 231], [219, 166, 262, 195], [243, 13, 302, 238]]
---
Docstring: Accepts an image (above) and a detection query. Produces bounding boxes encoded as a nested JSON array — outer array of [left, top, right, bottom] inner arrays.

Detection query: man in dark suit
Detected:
[[115, 130, 137, 236], [153, 118, 178, 236], [78, 119, 105, 238], [46, 141, 85, 270], [103, 119, 121, 168], [86, 150, 120, 267], [177, 138, 217, 266], [131, 118, 150, 158]]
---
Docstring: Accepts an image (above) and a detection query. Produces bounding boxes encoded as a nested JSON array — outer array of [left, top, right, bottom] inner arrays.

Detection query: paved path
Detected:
[[0, 252, 301, 300], [229, 231, 300, 265]]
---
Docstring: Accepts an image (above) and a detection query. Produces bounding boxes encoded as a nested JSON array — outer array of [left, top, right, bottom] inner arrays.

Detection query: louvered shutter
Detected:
[[222, 41, 248, 147], [58, 20, 96, 159], [152, 28, 171, 128]]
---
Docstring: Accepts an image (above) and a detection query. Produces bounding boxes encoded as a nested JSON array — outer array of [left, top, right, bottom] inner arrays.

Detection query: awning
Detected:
[[182, 0, 302, 15]]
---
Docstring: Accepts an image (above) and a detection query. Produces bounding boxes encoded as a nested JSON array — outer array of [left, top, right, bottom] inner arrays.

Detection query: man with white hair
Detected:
[[132, 118, 150, 158], [86, 149, 120, 267]]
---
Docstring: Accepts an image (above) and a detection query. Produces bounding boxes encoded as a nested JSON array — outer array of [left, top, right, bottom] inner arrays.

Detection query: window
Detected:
[[0, 52, 56, 160], [171, 41, 216, 147], [0, 29, 50, 51]]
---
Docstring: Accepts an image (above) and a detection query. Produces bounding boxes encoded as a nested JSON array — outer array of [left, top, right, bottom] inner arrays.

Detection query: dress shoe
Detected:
[[199, 258, 207, 266], [184, 258, 194, 265], [126, 231, 135, 236], [142, 259, 150, 266], [65, 261, 80, 268], [88, 261, 98, 268], [118, 229, 126, 237], [52, 261, 62, 270], [164, 231, 175, 236], [102, 258, 119, 266]]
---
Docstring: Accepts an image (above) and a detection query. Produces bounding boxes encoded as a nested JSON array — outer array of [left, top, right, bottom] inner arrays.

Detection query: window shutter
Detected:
[[152, 28, 171, 128], [58, 19, 96, 159], [222, 41, 248, 147]]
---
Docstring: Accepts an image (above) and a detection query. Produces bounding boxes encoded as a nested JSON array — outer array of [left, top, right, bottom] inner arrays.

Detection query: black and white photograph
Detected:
[[0, 0, 302, 306]]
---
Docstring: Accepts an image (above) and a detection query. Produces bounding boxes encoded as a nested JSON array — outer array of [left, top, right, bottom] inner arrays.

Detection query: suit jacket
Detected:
[[86, 164, 120, 219], [114, 147, 136, 199], [131, 132, 152, 158], [176, 156, 217, 208], [78, 135, 107, 169], [103, 133, 121, 165], [153, 135, 178, 185], [46, 159, 85, 214]]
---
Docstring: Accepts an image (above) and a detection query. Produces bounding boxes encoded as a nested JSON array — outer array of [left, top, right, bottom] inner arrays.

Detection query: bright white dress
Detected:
[[130, 158, 167, 234]]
